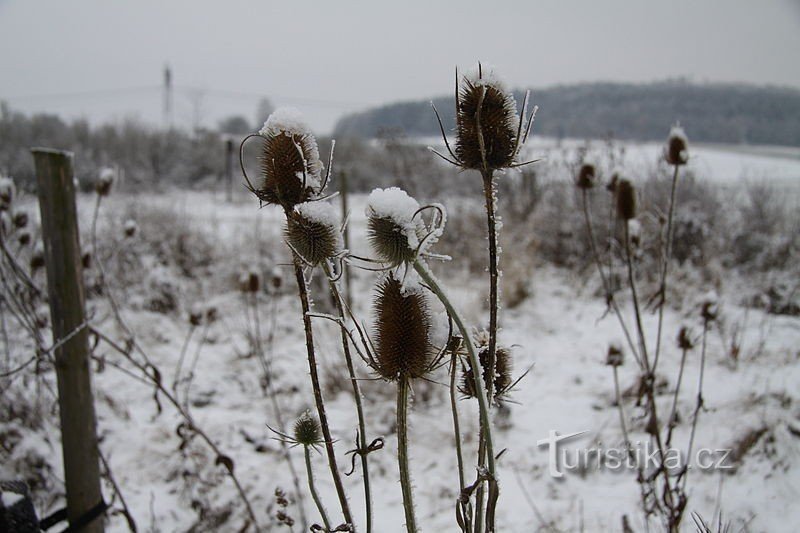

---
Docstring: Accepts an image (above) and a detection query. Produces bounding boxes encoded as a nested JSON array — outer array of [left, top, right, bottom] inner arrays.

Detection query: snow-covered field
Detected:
[[3, 141, 800, 532]]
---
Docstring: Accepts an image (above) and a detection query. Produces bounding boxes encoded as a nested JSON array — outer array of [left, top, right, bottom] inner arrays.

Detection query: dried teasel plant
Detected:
[[334, 271, 442, 533], [269, 412, 350, 532], [346, 187, 501, 531], [430, 63, 539, 531], [458, 330, 527, 406], [241, 107, 328, 210], [578, 128, 712, 532], [242, 107, 355, 529]]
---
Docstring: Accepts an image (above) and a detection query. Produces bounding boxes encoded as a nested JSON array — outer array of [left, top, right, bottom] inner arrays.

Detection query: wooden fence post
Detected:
[[32, 148, 105, 533]]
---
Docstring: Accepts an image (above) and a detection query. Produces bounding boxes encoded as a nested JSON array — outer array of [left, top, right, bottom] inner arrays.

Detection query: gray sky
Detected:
[[1, 0, 799, 134]]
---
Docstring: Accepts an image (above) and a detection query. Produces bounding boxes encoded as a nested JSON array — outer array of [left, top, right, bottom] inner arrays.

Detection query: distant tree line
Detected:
[[333, 80, 800, 147], [0, 98, 274, 191]]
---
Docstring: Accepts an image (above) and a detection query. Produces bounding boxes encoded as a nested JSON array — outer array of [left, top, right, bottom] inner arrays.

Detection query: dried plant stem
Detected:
[[323, 261, 373, 533], [305, 445, 333, 531], [91, 328, 260, 530], [397, 377, 418, 533], [250, 293, 309, 531], [291, 258, 353, 528], [682, 320, 708, 491], [412, 260, 497, 530], [623, 223, 678, 529], [172, 325, 196, 392], [581, 190, 641, 366], [653, 164, 681, 372], [665, 347, 689, 447], [449, 351, 466, 495]]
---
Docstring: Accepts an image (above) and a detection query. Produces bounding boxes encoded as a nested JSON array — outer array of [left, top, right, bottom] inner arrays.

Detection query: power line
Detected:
[[1, 85, 161, 101]]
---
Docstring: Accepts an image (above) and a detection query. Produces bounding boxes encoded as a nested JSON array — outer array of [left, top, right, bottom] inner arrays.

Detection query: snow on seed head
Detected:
[[254, 107, 323, 209], [285, 201, 342, 266], [366, 187, 426, 265], [665, 124, 689, 166]]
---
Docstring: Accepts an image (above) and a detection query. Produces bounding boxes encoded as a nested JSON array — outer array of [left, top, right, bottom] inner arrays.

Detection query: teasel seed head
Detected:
[[18, 231, 31, 247], [293, 410, 323, 447], [576, 162, 596, 190], [30, 244, 45, 270], [81, 249, 91, 270], [239, 269, 260, 294], [701, 299, 718, 323], [285, 201, 342, 266], [255, 108, 323, 210], [96, 167, 115, 197], [455, 64, 519, 170], [460, 342, 514, 404], [366, 187, 426, 266], [665, 124, 689, 166], [123, 219, 137, 238], [605, 343, 624, 367], [373, 273, 434, 381], [677, 326, 694, 350], [616, 178, 637, 220], [0, 176, 15, 210], [12, 211, 28, 229]]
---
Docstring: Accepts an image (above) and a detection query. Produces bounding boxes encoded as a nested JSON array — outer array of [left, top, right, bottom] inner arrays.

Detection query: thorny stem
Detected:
[[412, 260, 497, 530], [581, 190, 641, 368], [323, 261, 373, 533], [653, 164, 681, 373], [290, 257, 354, 528], [397, 377, 418, 533], [305, 445, 333, 532], [91, 328, 261, 530]]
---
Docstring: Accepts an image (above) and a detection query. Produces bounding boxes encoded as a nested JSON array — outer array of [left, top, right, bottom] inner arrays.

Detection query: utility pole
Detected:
[[32, 148, 105, 533], [163, 64, 172, 129]]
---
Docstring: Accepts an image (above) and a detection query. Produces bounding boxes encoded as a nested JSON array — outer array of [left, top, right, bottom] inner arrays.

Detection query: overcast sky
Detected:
[[1, 0, 799, 134]]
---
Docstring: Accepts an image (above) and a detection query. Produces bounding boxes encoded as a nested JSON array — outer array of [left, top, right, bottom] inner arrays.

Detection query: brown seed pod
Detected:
[[285, 202, 342, 266], [373, 274, 433, 381], [616, 178, 637, 220], [81, 250, 91, 270], [365, 188, 427, 266], [575, 163, 596, 190], [606, 172, 619, 193], [96, 168, 114, 196], [455, 66, 519, 170], [30, 247, 45, 270], [460, 345, 514, 404], [665, 125, 689, 166], [677, 327, 694, 350], [293, 410, 322, 447], [12, 211, 28, 229], [18, 231, 31, 247], [239, 270, 260, 293], [701, 300, 718, 323], [255, 109, 323, 209], [123, 219, 137, 238], [605, 344, 624, 367]]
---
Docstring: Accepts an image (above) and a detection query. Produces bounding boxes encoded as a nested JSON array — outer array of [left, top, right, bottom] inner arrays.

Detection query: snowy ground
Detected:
[[3, 141, 800, 532]]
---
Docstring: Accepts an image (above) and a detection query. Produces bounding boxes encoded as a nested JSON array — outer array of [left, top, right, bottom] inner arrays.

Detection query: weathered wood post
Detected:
[[32, 148, 105, 533]]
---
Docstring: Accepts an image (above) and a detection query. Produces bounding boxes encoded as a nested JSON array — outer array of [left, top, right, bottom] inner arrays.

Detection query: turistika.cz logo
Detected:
[[536, 430, 733, 478]]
